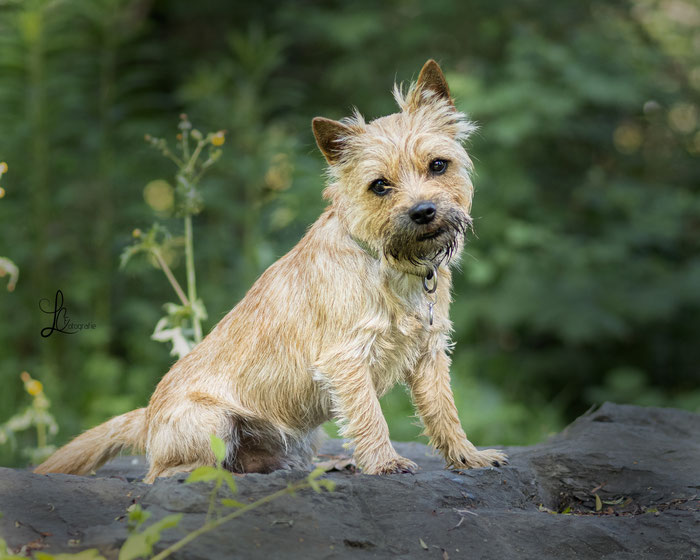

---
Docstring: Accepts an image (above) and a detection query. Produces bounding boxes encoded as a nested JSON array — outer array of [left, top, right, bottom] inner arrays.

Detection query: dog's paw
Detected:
[[448, 448, 508, 470], [363, 456, 418, 475]]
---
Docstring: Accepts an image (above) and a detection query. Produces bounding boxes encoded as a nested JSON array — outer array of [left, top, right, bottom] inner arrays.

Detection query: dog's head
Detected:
[[313, 60, 475, 276]]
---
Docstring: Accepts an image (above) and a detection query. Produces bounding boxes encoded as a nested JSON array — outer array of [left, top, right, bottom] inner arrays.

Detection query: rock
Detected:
[[1, 403, 698, 559]]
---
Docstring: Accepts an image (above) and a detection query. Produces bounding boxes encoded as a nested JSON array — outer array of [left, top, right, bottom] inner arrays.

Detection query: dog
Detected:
[[35, 59, 507, 482]]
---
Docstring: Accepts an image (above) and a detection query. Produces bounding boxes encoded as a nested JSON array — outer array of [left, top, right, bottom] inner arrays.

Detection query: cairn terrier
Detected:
[[36, 59, 507, 482]]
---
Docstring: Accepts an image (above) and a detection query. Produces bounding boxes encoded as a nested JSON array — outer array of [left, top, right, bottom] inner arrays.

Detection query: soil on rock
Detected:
[[1, 403, 699, 559]]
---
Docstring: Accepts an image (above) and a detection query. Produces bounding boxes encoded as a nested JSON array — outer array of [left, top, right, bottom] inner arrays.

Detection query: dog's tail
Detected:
[[34, 407, 147, 476]]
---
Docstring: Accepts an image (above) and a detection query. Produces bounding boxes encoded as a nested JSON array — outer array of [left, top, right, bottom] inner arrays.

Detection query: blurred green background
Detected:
[[1, 0, 699, 466]]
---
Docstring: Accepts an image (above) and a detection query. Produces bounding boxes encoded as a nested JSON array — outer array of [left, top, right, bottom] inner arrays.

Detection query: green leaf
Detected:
[[209, 434, 226, 463], [308, 466, 324, 480], [144, 514, 183, 537], [126, 504, 151, 528], [307, 467, 334, 493], [118, 514, 182, 560], [308, 467, 322, 492], [192, 299, 209, 321], [36, 550, 106, 560], [119, 244, 142, 270], [151, 315, 194, 359], [602, 497, 625, 505], [594, 494, 602, 512], [118, 531, 151, 560], [537, 504, 557, 514], [220, 470, 237, 494], [318, 479, 336, 492], [185, 466, 219, 484]]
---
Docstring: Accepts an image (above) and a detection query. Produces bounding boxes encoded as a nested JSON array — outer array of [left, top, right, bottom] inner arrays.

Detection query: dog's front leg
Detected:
[[319, 349, 417, 475], [409, 337, 508, 469]]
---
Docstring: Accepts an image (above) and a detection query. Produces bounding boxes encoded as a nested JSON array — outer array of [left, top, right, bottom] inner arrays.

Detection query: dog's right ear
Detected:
[[312, 117, 352, 165]]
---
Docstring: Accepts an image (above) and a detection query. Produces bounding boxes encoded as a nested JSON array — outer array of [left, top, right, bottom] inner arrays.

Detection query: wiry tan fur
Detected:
[[36, 60, 507, 482]]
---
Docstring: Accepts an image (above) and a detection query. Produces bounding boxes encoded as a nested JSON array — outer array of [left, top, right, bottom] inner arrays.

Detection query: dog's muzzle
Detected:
[[383, 208, 471, 268]]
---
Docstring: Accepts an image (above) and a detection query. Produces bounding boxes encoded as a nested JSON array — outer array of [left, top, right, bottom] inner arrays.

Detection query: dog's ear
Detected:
[[409, 59, 454, 110], [312, 117, 353, 164]]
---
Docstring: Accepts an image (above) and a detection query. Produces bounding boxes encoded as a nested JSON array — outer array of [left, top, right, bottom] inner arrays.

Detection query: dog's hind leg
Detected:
[[144, 393, 241, 483]]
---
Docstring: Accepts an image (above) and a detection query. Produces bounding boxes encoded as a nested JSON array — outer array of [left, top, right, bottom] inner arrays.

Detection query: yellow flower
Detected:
[[211, 131, 226, 147], [0, 162, 7, 174], [0, 187, 5, 199], [26, 379, 43, 396], [132, 228, 142, 238]]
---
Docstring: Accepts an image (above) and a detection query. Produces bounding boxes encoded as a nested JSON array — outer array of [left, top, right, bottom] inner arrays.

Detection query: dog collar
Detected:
[[350, 234, 439, 326], [423, 266, 438, 325]]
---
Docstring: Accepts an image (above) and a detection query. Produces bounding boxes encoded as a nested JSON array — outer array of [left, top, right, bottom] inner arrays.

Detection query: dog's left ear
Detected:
[[410, 59, 455, 109]]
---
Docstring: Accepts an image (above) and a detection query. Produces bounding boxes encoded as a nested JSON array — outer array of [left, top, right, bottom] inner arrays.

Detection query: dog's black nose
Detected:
[[409, 201, 436, 225]]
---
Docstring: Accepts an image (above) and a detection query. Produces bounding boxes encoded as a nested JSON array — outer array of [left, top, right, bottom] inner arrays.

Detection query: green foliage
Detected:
[[0, 257, 18, 292], [0, 436, 335, 559], [36, 551, 105, 560], [0, 372, 57, 465], [208, 433, 226, 463], [0, 545, 107, 560], [1, 536, 106, 559], [119, 506, 182, 560], [0, 0, 698, 467], [307, 465, 336, 494], [120, 116, 226, 358], [185, 435, 239, 523], [0, 161, 18, 292]]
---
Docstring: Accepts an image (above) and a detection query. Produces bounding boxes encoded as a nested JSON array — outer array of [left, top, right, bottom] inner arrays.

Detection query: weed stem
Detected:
[[151, 480, 311, 560], [184, 215, 202, 342], [152, 248, 189, 307]]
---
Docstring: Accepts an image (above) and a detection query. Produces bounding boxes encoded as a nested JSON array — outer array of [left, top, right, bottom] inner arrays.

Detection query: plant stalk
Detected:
[[152, 249, 189, 307], [151, 480, 311, 560], [205, 477, 222, 525], [36, 421, 46, 449], [185, 140, 206, 176], [184, 214, 202, 342]]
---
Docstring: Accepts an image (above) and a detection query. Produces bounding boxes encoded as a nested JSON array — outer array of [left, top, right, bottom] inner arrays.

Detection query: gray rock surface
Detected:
[[1, 403, 699, 559]]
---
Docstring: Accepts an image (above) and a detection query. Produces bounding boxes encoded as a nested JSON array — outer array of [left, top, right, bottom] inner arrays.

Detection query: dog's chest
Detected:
[[368, 279, 432, 396]]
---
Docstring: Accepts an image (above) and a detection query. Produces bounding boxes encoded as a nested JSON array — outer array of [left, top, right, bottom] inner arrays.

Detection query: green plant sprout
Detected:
[[121, 116, 225, 358], [0, 544, 105, 560], [0, 437, 335, 560], [0, 162, 19, 292], [143, 435, 335, 560], [0, 372, 57, 466], [117, 507, 183, 560]]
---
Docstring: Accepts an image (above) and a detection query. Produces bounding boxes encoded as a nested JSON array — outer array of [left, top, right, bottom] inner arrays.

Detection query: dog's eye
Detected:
[[429, 159, 448, 175], [369, 178, 391, 196]]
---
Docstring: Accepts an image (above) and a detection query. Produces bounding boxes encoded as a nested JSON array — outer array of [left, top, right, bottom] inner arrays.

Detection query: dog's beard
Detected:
[[382, 208, 471, 270]]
